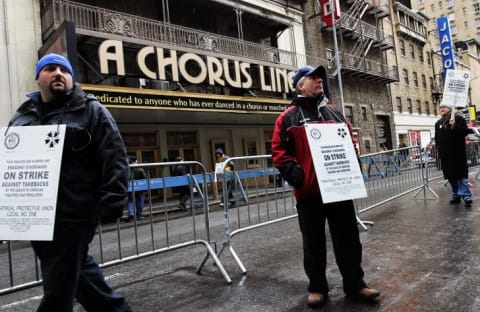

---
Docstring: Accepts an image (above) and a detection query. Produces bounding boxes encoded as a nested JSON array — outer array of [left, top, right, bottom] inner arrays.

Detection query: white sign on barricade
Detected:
[[305, 123, 367, 203], [0, 125, 66, 241]]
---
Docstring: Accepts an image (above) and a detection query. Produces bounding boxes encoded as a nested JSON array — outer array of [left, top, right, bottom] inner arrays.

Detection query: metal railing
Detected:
[[0, 161, 232, 295], [2, 148, 478, 293], [198, 155, 295, 274], [43, 0, 299, 68]]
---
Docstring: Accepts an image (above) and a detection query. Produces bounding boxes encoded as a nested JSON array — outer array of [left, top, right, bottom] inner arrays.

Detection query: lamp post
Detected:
[[330, 0, 345, 116]]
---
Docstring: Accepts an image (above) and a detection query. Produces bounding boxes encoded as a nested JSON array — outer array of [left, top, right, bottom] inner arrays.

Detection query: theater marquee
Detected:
[[83, 84, 290, 114], [98, 39, 296, 93]]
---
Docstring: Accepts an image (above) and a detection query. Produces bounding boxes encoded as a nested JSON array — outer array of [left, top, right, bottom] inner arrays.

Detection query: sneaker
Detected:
[[464, 197, 473, 207], [449, 196, 461, 204]]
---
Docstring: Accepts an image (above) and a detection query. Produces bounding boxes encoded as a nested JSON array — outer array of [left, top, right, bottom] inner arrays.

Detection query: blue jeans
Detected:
[[127, 191, 145, 219], [31, 223, 131, 312], [448, 178, 472, 198]]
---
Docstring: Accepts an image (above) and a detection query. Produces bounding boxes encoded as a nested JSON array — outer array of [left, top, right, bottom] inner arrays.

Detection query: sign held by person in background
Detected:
[[440, 69, 470, 108]]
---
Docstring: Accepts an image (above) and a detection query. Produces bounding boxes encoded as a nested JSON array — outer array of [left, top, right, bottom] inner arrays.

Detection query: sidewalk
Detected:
[[1, 175, 479, 311]]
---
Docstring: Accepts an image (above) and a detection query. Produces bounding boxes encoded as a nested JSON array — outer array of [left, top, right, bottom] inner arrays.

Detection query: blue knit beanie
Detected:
[[35, 53, 74, 79]]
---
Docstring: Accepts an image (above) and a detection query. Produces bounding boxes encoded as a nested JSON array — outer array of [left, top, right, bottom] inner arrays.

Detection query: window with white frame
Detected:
[[475, 3, 480, 13], [447, 0, 454, 8], [476, 18, 480, 27]]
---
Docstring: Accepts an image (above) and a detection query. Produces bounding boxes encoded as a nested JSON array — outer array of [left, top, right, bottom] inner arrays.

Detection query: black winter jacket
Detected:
[[434, 113, 469, 179], [8, 83, 129, 224], [272, 96, 357, 200]]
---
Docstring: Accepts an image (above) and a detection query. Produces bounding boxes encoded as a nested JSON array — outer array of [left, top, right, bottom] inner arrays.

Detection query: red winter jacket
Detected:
[[272, 96, 357, 200]]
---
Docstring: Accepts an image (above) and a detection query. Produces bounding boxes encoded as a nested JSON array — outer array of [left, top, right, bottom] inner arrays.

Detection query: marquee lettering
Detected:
[[98, 39, 294, 93]]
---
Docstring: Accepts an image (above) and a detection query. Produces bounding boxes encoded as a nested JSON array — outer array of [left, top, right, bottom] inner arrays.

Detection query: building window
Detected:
[[426, 51, 431, 65], [476, 3, 480, 14], [416, 100, 422, 114], [451, 26, 457, 35], [409, 44, 415, 59], [422, 74, 427, 89], [396, 97, 402, 113], [399, 40, 405, 56], [425, 101, 430, 115], [407, 98, 413, 114], [418, 47, 424, 62], [403, 69, 409, 85], [345, 105, 354, 125], [364, 139, 371, 153], [429, 77, 434, 89], [413, 72, 419, 87], [446, 0, 453, 8], [475, 18, 480, 28], [361, 107, 368, 121]]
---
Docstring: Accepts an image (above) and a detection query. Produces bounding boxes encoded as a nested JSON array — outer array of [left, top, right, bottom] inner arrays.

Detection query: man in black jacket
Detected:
[[272, 65, 380, 308], [7, 53, 131, 311], [434, 104, 472, 207]]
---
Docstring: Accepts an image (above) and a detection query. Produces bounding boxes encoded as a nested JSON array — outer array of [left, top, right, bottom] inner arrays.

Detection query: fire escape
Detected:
[[319, 0, 397, 84]]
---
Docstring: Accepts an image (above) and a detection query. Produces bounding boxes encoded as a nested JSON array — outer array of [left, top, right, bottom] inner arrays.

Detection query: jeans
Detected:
[[448, 178, 472, 198], [31, 223, 131, 312], [127, 191, 145, 219]]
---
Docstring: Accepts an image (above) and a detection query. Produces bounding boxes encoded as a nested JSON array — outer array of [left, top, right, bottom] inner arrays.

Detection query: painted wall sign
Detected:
[[437, 17, 456, 72], [98, 40, 296, 93]]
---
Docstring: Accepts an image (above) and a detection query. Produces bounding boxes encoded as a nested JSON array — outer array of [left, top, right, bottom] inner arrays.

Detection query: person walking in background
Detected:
[[6, 53, 131, 311], [272, 65, 380, 308], [434, 104, 473, 207], [126, 156, 147, 221], [215, 148, 235, 207], [172, 156, 190, 210]]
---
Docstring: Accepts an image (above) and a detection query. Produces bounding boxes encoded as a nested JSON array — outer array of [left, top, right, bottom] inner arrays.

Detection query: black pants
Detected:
[[31, 223, 131, 312], [296, 198, 366, 295]]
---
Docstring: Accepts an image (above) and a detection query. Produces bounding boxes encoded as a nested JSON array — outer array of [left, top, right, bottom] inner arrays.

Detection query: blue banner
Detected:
[[437, 17, 456, 72]]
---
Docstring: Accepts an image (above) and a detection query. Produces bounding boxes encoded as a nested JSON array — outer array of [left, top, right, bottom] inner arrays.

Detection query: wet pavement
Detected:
[[1, 173, 480, 311]]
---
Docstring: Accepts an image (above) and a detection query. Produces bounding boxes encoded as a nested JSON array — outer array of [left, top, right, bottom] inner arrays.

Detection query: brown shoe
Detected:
[[307, 293, 327, 308], [346, 287, 380, 301]]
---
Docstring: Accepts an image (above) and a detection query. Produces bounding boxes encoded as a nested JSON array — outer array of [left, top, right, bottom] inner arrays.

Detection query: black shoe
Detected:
[[464, 197, 473, 207], [123, 215, 134, 222], [449, 196, 461, 204], [307, 293, 327, 308], [346, 287, 380, 301]]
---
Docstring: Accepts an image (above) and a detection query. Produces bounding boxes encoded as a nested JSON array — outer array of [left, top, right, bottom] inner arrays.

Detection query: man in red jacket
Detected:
[[272, 65, 380, 308]]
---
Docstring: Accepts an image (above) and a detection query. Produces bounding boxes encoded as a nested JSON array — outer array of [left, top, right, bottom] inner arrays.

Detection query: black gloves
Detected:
[[279, 162, 304, 188]]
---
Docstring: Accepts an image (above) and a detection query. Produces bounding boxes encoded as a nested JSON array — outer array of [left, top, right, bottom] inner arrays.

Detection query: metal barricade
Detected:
[[0, 161, 231, 295], [198, 155, 295, 275], [354, 146, 443, 229]]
